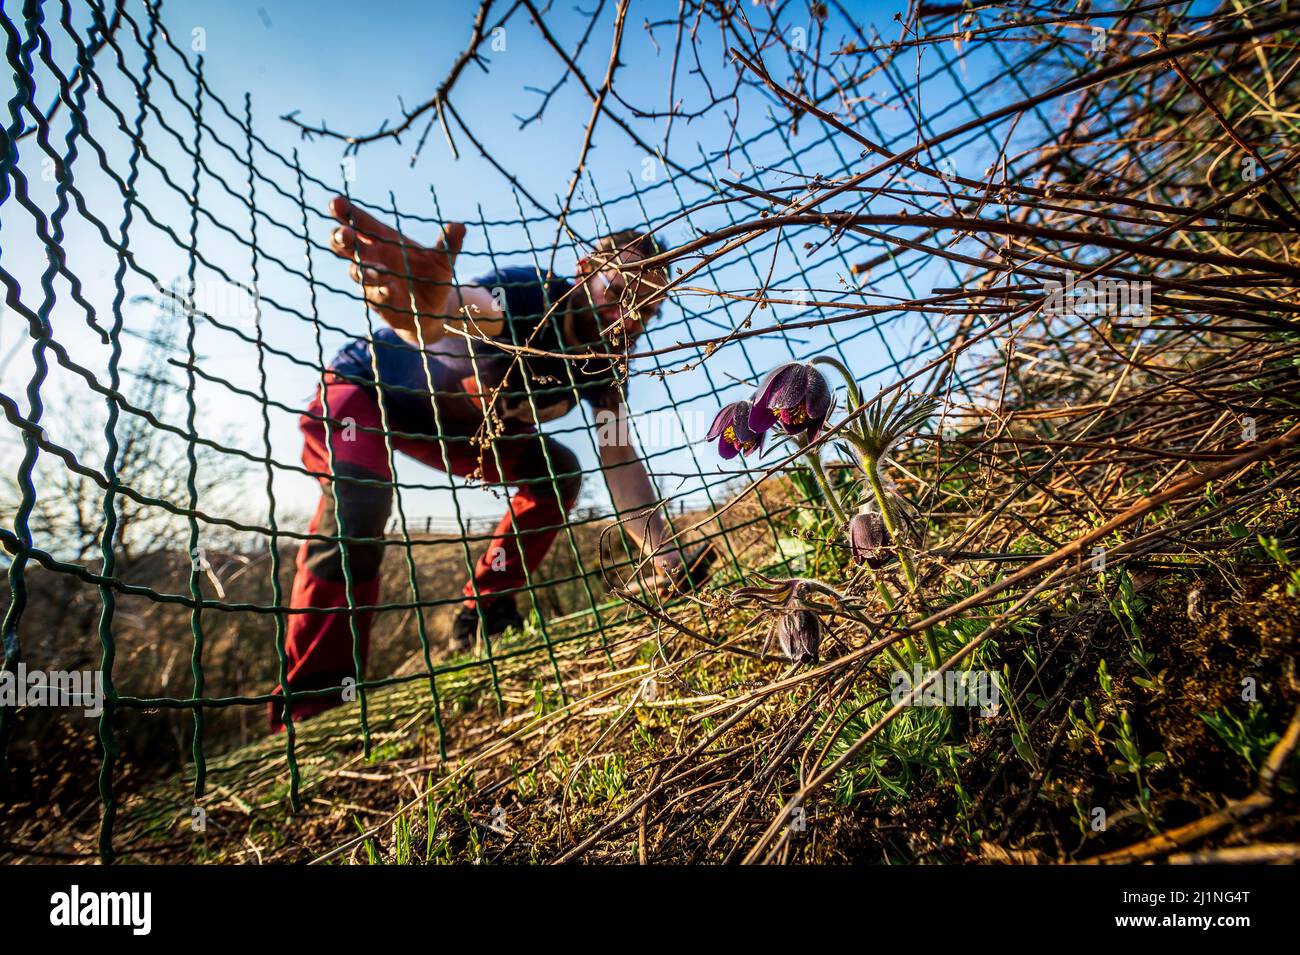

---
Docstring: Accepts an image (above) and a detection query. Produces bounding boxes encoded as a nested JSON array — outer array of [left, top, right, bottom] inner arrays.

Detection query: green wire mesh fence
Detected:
[[0, 0, 1051, 860], [6, 0, 1280, 862]]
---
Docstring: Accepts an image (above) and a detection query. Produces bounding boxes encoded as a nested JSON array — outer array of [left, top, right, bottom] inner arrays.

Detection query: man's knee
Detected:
[[303, 465, 393, 582], [548, 443, 582, 509]]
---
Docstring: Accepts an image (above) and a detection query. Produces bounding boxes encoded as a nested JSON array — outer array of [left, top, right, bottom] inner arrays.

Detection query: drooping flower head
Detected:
[[706, 399, 765, 459], [847, 510, 891, 568], [732, 574, 841, 666], [770, 609, 821, 665], [748, 362, 833, 440]]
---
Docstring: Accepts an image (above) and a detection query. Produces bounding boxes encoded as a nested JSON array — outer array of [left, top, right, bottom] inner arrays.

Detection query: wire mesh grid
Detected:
[[6, 0, 1292, 862]]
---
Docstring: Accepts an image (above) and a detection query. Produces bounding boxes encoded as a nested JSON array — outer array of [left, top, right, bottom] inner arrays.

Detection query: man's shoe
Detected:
[[449, 598, 524, 652]]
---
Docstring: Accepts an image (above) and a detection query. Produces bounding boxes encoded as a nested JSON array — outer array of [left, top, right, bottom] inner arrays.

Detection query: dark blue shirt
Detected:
[[329, 266, 621, 434]]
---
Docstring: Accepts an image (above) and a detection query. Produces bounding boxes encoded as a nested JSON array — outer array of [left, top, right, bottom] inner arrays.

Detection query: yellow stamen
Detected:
[[775, 404, 807, 425]]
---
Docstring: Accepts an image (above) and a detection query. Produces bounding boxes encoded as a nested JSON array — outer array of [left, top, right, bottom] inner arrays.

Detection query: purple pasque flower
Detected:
[[706, 399, 765, 459], [748, 362, 833, 440], [847, 510, 891, 568]]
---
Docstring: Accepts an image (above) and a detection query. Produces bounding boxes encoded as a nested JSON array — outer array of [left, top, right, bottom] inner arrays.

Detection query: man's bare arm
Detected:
[[440, 285, 507, 343], [597, 401, 683, 571]]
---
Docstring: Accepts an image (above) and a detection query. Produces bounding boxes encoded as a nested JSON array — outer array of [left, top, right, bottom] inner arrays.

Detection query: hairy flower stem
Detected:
[[863, 453, 941, 669], [812, 357, 926, 664], [804, 452, 919, 659], [811, 355, 862, 410], [867, 555, 921, 662], [804, 450, 849, 527]]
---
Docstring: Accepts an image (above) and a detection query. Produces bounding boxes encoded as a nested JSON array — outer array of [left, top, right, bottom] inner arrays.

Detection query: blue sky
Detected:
[[1, 0, 1025, 552]]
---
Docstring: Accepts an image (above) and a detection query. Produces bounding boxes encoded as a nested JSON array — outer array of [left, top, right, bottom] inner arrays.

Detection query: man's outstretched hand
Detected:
[[328, 196, 466, 342]]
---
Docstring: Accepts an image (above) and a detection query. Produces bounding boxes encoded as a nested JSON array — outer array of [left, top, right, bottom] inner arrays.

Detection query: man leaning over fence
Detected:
[[270, 198, 714, 729]]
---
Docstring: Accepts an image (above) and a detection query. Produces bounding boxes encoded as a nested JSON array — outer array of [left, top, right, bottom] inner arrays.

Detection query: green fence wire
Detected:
[[0, 0, 1022, 861]]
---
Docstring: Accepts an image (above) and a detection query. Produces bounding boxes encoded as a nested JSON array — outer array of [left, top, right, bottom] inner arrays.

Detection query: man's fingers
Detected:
[[328, 200, 466, 326], [330, 223, 392, 268], [349, 261, 390, 285], [329, 198, 463, 278], [329, 196, 403, 245], [336, 231, 411, 288], [432, 221, 466, 262], [329, 195, 415, 270], [330, 224, 355, 257], [343, 258, 402, 311], [365, 282, 395, 305]]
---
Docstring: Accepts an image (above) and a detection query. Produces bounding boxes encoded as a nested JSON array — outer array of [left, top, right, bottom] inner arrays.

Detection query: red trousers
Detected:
[[269, 377, 581, 730]]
